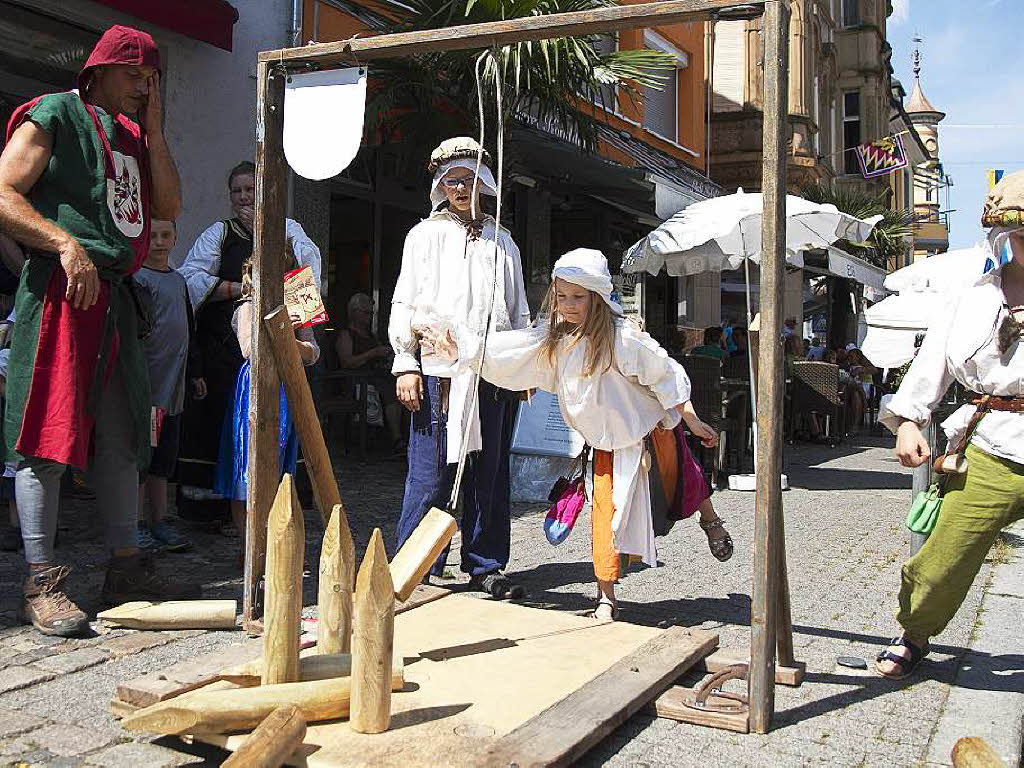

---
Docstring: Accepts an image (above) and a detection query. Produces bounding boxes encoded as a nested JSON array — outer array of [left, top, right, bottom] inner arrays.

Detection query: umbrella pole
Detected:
[[744, 257, 758, 474]]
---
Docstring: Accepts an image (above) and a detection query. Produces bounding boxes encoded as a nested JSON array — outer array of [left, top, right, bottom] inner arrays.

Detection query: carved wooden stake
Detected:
[[318, 504, 354, 655], [389, 507, 457, 602], [220, 652, 405, 690], [263, 474, 304, 685], [221, 705, 307, 768], [97, 600, 237, 630], [350, 528, 395, 734], [122, 678, 350, 735]]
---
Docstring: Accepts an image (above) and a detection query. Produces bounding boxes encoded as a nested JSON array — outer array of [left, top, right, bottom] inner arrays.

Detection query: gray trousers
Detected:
[[16, 373, 139, 564]]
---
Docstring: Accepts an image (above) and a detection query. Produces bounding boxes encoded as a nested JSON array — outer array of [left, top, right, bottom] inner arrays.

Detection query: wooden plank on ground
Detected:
[[477, 625, 718, 768], [112, 585, 449, 713], [650, 685, 749, 734]]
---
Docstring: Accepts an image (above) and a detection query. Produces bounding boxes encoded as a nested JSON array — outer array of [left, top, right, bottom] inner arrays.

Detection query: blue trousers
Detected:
[[396, 376, 513, 577]]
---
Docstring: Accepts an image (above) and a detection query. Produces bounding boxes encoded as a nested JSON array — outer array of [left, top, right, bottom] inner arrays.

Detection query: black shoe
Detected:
[[101, 552, 202, 605], [468, 571, 526, 600]]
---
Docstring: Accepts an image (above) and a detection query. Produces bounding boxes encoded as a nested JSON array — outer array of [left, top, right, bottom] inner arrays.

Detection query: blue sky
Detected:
[[888, 0, 1024, 250]]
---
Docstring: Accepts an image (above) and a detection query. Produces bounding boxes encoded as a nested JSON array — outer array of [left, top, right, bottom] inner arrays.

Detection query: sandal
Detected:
[[468, 571, 526, 600], [875, 635, 928, 680], [699, 516, 734, 562], [586, 598, 619, 621]]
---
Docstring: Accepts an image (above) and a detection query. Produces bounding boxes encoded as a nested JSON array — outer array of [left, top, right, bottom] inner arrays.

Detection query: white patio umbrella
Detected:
[[621, 189, 880, 491], [622, 189, 881, 278], [861, 245, 992, 369]]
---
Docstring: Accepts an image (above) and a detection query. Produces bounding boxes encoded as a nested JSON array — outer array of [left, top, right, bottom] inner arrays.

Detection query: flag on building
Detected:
[[855, 134, 909, 178], [987, 169, 1005, 191]]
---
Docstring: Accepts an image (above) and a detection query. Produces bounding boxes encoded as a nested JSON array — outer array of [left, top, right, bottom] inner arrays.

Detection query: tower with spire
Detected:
[[906, 37, 950, 255]]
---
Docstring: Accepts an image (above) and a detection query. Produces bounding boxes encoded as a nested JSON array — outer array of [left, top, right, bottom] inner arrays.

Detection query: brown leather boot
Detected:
[[21, 565, 90, 637], [101, 552, 202, 606]]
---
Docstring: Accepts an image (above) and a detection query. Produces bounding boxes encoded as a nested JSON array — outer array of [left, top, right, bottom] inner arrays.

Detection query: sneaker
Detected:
[[20, 565, 89, 637], [149, 520, 191, 552], [136, 524, 163, 553], [101, 552, 202, 605]]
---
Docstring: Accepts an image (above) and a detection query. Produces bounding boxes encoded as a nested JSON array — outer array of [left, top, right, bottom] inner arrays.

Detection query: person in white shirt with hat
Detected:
[[389, 137, 529, 598]]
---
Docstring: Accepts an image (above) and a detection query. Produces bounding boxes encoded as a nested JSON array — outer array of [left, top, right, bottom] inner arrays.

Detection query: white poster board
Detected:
[[510, 391, 584, 458]]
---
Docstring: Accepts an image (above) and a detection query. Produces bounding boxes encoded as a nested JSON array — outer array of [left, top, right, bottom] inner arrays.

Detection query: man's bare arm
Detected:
[[142, 73, 181, 221], [0, 121, 99, 309]]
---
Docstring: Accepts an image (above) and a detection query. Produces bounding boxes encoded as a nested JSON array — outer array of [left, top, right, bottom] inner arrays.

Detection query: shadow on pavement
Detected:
[[786, 467, 910, 491]]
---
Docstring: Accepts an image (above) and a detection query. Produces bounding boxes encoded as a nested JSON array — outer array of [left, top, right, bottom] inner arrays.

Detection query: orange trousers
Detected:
[[591, 428, 678, 582]]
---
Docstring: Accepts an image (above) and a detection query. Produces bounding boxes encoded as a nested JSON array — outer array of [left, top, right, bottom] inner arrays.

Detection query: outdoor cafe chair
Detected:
[[788, 360, 844, 447], [679, 355, 737, 486]]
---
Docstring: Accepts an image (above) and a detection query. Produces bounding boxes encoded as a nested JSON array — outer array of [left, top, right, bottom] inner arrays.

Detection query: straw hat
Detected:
[[982, 170, 1024, 228], [427, 137, 492, 173]]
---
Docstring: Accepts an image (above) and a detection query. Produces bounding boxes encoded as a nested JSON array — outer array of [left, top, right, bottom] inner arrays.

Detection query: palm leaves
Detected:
[[362, 0, 676, 157], [800, 182, 915, 269]]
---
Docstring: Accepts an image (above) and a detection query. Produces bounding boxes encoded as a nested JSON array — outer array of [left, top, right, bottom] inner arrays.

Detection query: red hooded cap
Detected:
[[77, 25, 162, 94]]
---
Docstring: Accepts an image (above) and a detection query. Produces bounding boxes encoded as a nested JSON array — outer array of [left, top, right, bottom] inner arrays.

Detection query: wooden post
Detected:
[[749, 0, 789, 736], [389, 507, 458, 602], [318, 504, 355, 655], [220, 652, 405, 690], [263, 304, 342, 525], [221, 705, 307, 768], [350, 528, 395, 734], [263, 474, 305, 686], [245, 58, 288, 632], [121, 677, 351, 735], [97, 601, 237, 630]]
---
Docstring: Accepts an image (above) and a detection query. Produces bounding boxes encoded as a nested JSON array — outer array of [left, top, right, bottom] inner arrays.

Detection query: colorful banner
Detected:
[[855, 134, 909, 179], [987, 169, 1005, 191]]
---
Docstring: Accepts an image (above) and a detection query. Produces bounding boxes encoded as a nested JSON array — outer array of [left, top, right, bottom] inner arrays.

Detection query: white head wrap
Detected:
[[551, 248, 623, 315], [986, 226, 1021, 269], [429, 159, 498, 212]]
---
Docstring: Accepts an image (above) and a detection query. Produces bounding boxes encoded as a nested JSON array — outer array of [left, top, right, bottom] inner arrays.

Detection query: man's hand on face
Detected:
[[142, 72, 163, 137]]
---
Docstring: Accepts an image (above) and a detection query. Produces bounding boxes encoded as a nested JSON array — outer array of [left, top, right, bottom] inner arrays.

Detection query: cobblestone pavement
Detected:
[[0, 437, 1020, 766]]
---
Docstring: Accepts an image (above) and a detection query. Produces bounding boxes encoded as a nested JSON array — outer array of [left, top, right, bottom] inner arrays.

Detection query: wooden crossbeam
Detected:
[[258, 0, 762, 66]]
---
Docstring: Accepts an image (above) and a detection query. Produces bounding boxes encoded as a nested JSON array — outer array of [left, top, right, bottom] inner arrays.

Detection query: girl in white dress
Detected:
[[448, 248, 731, 619]]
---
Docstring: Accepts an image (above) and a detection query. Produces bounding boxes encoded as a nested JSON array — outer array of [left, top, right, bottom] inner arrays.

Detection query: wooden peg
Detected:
[[263, 474, 305, 685], [220, 652, 405, 690], [318, 504, 354, 655], [350, 529, 395, 734], [389, 507, 457, 602], [97, 600, 237, 630], [121, 677, 350, 735], [221, 705, 307, 768]]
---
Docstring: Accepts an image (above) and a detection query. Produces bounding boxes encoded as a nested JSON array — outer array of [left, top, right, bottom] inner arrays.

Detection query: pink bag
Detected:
[[669, 423, 711, 521], [544, 478, 585, 545]]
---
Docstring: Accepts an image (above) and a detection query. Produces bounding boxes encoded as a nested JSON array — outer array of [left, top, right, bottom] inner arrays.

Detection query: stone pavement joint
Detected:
[[82, 741, 205, 766], [4, 723, 114, 757], [0, 665, 55, 695], [0, 707, 48, 738]]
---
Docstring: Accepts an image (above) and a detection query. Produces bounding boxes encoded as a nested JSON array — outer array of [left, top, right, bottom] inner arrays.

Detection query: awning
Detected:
[[802, 246, 886, 290], [93, 0, 238, 51]]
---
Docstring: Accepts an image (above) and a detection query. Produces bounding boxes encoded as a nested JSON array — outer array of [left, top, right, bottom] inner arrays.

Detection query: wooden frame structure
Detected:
[[247, 0, 793, 735]]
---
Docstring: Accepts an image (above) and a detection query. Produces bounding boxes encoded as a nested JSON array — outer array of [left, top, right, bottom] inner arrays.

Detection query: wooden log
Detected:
[[263, 305, 342, 526], [951, 737, 1007, 768], [259, 0, 752, 65], [121, 677, 350, 735], [350, 529, 395, 734], [263, 474, 305, 685], [749, 0, 789, 737], [245, 58, 288, 632], [389, 507, 458, 602], [317, 504, 354, 655], [220, 652, 405, 690], [221, 705, 307, 768], [97, 601, 237, 630], [702, 648, 804, 687]]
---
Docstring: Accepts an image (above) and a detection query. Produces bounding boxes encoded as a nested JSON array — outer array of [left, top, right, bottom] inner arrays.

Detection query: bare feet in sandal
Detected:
[[589, 598, 618, 621], [699, 515, 734, 562]]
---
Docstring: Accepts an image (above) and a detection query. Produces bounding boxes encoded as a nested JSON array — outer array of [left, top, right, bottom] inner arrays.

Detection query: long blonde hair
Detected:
[[539, 281, 617, 376]]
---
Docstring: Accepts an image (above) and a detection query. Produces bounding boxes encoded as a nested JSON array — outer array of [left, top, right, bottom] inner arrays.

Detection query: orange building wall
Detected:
[[302, 1, 706, 173]]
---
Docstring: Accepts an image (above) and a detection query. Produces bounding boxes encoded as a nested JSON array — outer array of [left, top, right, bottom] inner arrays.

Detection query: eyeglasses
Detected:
[[441, 177, 475, 189]]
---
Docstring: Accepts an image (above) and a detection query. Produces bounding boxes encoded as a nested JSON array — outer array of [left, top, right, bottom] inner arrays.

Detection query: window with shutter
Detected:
[[641, 31, 688, 144], [592, 33, 618, 112], [712, 21, 745, 112], [841, 0, 859, 27], [842, 90, 861, 174]]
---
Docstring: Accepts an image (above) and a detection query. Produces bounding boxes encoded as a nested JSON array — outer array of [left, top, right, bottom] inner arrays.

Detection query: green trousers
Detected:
[[899, 445, 1024, 645]]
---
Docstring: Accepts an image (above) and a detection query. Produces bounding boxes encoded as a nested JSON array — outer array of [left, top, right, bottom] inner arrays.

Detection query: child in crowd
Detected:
[[213, 258, 319, 563], [135, 220, 205, 552], [446, 249, 732, 620]]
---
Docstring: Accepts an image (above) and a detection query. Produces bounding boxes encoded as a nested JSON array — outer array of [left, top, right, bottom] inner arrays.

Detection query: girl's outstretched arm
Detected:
[[677, 401, 719, 448]]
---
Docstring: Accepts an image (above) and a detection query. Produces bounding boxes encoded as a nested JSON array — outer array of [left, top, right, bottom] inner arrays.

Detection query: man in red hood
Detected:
[[0, 25, 198, 637]]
